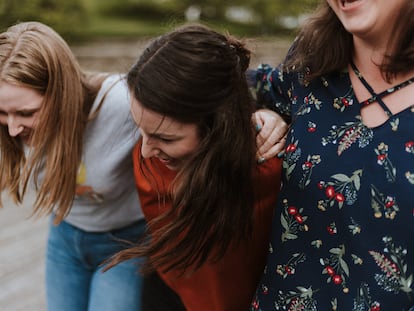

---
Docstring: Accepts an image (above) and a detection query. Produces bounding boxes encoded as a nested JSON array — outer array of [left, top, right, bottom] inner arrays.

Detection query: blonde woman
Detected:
[[0, 21, 145, 310]]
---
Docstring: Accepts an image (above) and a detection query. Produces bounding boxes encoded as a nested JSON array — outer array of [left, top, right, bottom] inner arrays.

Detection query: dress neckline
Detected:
[[350, 61, 414, 116]]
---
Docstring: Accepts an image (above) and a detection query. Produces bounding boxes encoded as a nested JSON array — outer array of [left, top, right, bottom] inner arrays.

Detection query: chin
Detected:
[[165, 164, 181, 171]]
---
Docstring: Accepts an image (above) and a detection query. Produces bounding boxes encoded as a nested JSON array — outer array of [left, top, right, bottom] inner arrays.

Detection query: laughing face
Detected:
[[130, 95, 200, 171], [0, 82, 43, 145]]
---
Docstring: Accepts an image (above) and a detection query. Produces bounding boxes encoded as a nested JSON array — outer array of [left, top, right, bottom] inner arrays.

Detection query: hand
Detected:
[[252, 109, 288, 163]]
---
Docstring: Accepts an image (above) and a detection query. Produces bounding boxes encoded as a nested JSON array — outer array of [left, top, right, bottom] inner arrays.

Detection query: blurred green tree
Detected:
[[0, 0, 88, 39], [156, 0, 319, 34], [0, 0, 320, 39]]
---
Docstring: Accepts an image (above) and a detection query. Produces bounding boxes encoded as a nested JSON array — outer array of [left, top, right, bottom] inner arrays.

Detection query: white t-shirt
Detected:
[[63, 74, 143, 231]]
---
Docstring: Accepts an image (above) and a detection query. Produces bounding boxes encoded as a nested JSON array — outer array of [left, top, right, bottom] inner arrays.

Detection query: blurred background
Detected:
[[0, 0, 318, 40], [0, 0, 320, 73], [0, 1, 318, 310]]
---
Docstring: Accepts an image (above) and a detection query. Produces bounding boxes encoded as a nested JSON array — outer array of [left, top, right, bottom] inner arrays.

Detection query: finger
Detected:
[[256, 120, 274, 142], [259, 137, 287, 159], [256, 126, 286, 155], [252, 112, 264, 132]]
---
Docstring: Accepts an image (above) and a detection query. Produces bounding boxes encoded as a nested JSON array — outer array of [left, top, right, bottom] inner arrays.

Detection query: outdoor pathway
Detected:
[[0, 191, 47, 311]]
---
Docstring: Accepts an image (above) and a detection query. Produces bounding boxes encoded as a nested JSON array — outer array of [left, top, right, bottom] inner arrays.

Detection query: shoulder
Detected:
[[94, 74, 129, 113], [88, 74, 137, 137], [99, 74, 128, 99]]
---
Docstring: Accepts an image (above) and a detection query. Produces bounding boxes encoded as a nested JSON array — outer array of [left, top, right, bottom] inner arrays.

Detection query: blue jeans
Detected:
[[46, 217, 146, 311]]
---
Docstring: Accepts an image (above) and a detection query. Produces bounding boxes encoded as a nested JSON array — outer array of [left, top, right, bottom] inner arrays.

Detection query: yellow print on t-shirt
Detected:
[[75, 162, 104, 203]]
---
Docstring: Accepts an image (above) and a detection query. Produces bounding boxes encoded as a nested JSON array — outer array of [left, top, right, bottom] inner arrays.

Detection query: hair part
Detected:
[[108, 24, 257, 273]]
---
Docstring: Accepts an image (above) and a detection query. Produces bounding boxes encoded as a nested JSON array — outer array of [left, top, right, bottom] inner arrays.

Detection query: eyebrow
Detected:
[[147, 132, 180, 140]]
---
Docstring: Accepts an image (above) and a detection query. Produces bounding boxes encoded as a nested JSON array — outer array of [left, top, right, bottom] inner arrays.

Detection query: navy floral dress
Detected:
[[249, 63, 414, 311]]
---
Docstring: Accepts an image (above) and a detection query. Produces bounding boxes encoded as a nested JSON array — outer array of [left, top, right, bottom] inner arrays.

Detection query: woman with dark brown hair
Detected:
[[108, 24, 284, 311]]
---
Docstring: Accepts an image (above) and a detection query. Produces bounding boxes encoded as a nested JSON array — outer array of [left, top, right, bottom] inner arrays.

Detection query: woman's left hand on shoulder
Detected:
[[253, 109, 288, 163]]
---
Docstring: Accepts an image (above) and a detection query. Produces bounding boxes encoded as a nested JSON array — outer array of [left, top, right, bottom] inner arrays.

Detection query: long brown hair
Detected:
[[285, 1, 414, 80], [0, 21, 107, 222], [109, 24, 257, 273]]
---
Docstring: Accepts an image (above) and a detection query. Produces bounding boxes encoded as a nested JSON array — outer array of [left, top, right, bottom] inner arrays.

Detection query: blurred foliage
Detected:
[[0, 0, 88, 39], [0, 0, 319, 40]]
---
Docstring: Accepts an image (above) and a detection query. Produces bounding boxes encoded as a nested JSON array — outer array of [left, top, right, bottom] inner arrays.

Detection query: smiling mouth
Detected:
[[341, 0, 361, 7], [157, 156, 181, 170], [158, 156, 173, 164]]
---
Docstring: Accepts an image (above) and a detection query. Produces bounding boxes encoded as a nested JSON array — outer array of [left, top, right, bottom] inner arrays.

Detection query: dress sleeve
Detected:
[[248, 64, 292, 122]]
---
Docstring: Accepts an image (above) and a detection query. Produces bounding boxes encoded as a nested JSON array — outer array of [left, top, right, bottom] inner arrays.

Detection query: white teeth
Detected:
[[342, 0, 359, 6]]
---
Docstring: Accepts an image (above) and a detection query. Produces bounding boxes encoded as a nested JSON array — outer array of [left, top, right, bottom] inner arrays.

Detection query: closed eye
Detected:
[[145, 130, 180, 144], [17, 110, 37, 117], [159, 137, 176, 143]]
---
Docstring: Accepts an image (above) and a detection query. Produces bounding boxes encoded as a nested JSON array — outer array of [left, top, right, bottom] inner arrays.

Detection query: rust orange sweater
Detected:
[[133, 143, 282, 311]]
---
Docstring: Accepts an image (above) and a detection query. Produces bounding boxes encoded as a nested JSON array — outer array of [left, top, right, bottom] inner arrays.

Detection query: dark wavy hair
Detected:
[[109, 24, 257, 273]]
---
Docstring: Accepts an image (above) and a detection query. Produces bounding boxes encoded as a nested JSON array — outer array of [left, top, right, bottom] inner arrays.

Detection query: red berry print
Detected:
[[286, 144, 296, 153], [284, 266, 293, 274], [326, 224, 337, 235], [370, 302, 381, 311], [287, 206, 298, 215], [294, 214, 304, 224], [307, 121, 317, 133], [377, 154, 386, 161], [332, 274, 342, 285], [304, 161, 313, 168], [325, 186, 335, 198], [405, 141, 414, 148], [335, 193, 345, 202], [326, 266, 335, 276], [385, 200, 394, 208]]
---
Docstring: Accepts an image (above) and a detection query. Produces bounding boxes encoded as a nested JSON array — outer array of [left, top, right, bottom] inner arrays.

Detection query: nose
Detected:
[[7, 116, 24, 137], [140, 135, 159, 159]]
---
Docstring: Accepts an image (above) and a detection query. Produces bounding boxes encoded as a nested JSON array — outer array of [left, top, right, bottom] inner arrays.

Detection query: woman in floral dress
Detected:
[[250, 0, 414, 310]]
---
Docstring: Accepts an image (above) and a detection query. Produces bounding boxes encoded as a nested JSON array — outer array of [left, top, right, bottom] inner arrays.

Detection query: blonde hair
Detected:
[[0, 21, 107, 222]]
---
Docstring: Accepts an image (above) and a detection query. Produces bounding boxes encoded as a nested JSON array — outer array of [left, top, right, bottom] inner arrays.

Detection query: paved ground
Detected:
[[71, 37, 291, 72], [0, 191, 47, 311], [0, 37, 291, 311]]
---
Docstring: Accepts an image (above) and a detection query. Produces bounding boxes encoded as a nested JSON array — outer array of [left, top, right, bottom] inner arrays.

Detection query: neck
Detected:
[[352, 38, 414, 88], [353, 35, 385, 65], [352, 46, 387, 89]]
